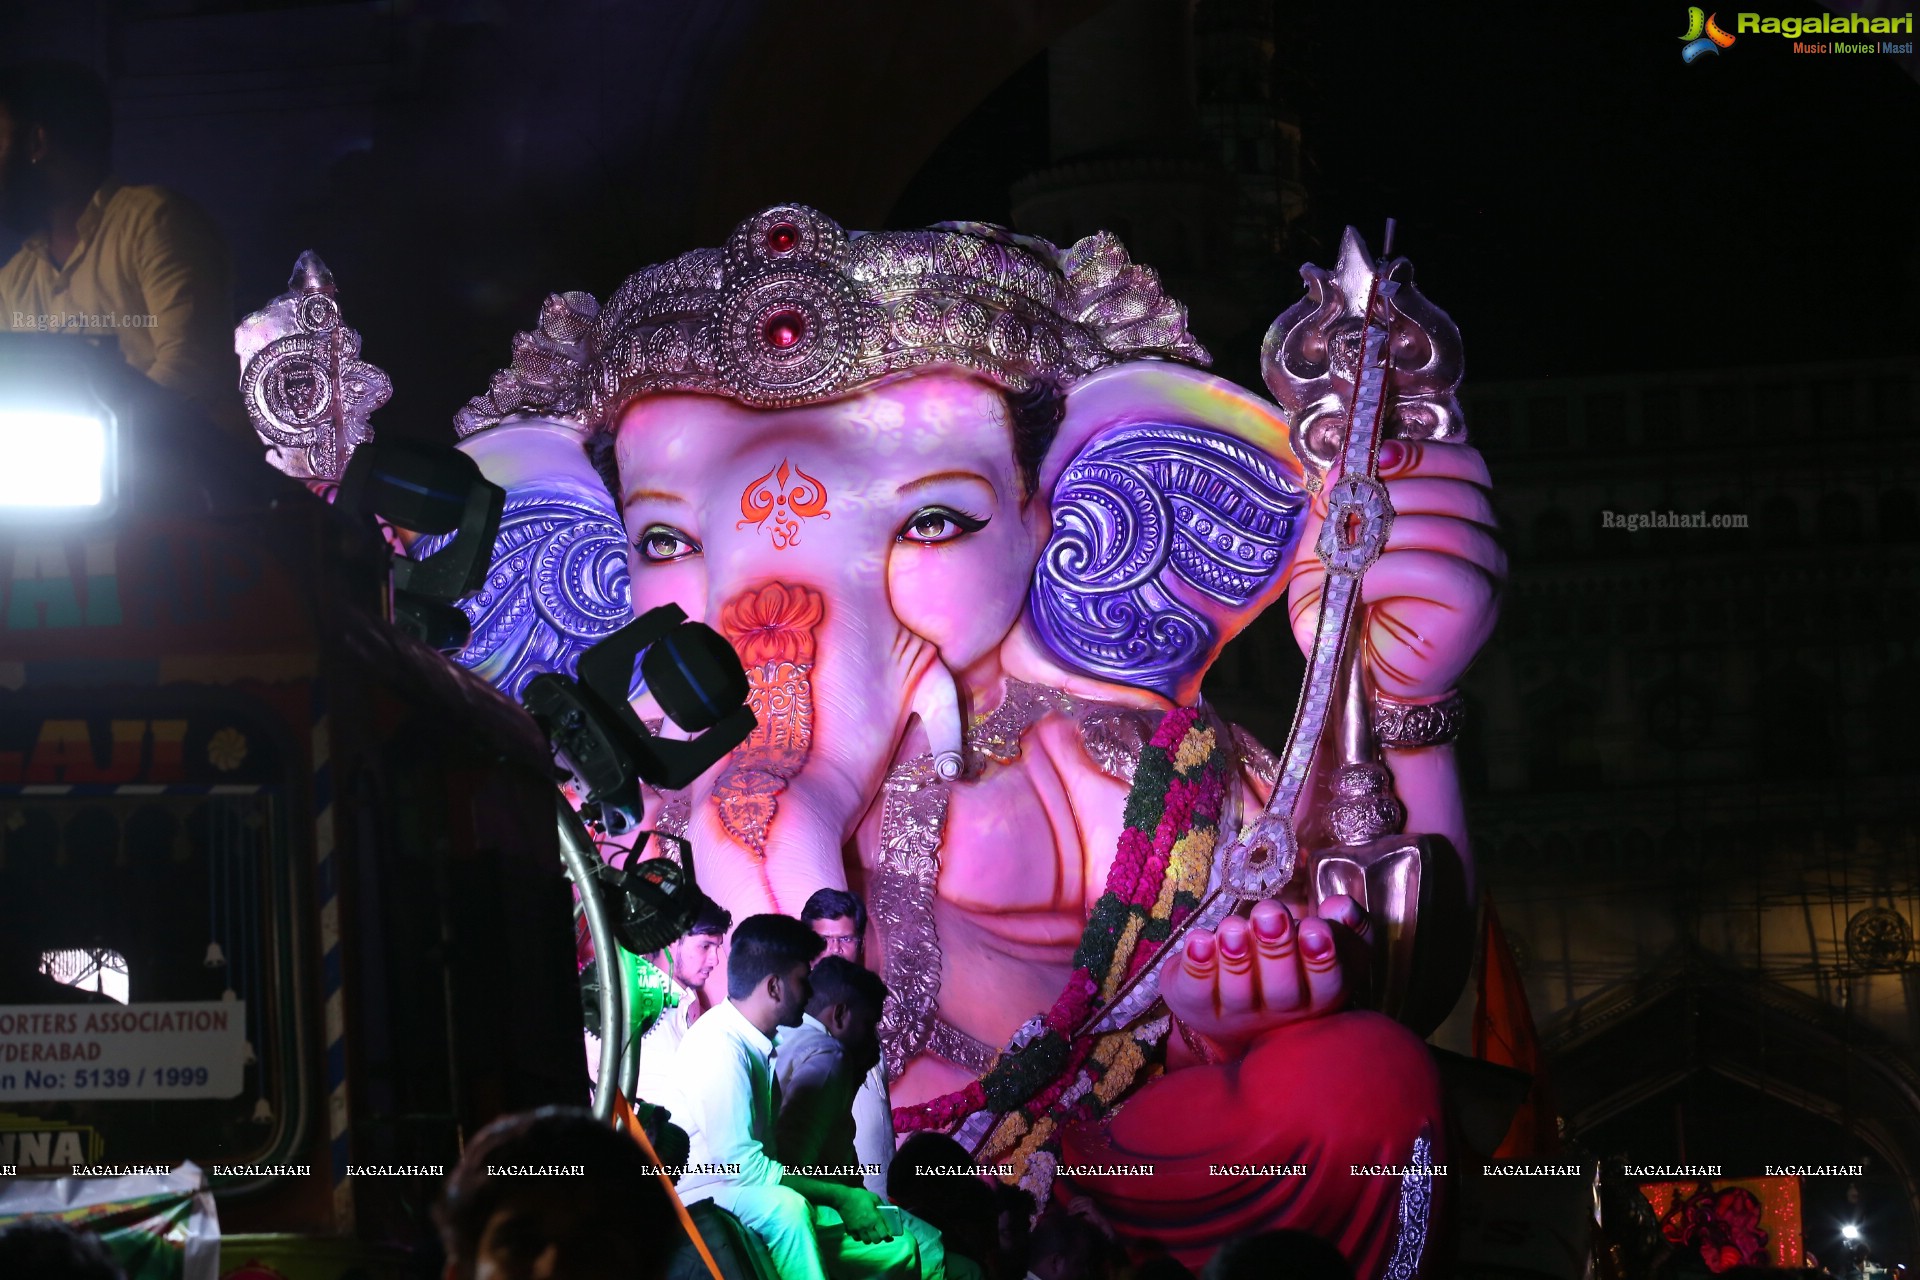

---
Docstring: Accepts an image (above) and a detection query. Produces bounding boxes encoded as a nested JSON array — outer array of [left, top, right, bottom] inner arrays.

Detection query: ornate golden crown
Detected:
[[454, 203, 1209, 437]]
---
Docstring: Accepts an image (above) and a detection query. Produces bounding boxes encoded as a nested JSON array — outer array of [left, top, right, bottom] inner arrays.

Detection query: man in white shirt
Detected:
[[800, 889, 895, 1199], [665, 913, 922, 1280], [773, 956, 883, 1179], [778, 958, 972, 1280], [633, 898, 732, 1105]]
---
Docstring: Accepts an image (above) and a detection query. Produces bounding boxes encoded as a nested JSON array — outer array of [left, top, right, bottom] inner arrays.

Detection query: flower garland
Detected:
[[892, 704, 1230, 1151]]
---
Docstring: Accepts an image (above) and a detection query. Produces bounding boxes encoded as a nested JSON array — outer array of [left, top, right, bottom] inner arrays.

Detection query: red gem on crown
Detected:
[[764, 309, 806, 349], [765, 222, 800, 255]]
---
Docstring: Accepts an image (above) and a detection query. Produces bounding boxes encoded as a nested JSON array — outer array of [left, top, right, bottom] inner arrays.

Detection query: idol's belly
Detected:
[[864, 711, 1129, 1108], [885, 897, 1082, 1109]]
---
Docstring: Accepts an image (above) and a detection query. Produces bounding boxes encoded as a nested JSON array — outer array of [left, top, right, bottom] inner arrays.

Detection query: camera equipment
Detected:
[[577, 830, 714, 1039], [595, 830, 717, 956], [523, 603, 756, 831], [336, 438, 506, 652], [531, 612, 752, 1110]]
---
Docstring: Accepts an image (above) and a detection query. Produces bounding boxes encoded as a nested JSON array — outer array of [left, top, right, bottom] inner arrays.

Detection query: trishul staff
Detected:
[[1085, 220, 1471, 1040]]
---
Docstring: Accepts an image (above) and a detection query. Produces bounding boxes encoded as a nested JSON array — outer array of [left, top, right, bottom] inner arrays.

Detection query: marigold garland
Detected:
[[892, 702, 1231, 1151]]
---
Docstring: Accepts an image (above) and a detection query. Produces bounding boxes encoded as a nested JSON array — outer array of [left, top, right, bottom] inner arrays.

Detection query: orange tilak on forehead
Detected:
[[737, 457, 831, 551]]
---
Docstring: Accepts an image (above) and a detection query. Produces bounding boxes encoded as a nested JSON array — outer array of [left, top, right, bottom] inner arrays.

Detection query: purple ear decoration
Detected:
[[416, 487, 635, 700], [1028, 424, 1305, 698]]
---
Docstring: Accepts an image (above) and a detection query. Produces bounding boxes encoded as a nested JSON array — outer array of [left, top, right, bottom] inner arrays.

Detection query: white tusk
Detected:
[[909, 657, 965, 781]]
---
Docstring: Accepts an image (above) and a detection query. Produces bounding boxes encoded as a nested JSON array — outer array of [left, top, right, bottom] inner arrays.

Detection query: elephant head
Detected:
[[602, 359, 1308, 919], [440, 206, 1482, 956], [236, 211, 1495, 1128]]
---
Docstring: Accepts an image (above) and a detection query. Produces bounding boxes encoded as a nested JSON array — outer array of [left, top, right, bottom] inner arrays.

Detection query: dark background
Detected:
[[896, 1, 1920, 382], [7, 0, 1912, 428], [4, 0, 1917, 1266]]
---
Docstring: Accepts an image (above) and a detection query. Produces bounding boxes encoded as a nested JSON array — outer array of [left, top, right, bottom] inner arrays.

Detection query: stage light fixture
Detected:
[[337, 438, 506, 653], [594, 831, 719, 956], [1843, 1223, 1863, 1242], [0, 337, 120, 521], [524, 604, 756, 828], [0, 410, 107, 508]]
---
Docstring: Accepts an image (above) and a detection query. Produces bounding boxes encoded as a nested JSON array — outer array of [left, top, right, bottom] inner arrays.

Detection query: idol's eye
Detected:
[[636, 524, 701, 563], [897, 505, 989, 546]]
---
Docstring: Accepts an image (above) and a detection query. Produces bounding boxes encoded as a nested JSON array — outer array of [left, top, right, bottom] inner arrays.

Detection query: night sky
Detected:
[[13, 1, 1907, 425], [898, 0, 1919, 384]]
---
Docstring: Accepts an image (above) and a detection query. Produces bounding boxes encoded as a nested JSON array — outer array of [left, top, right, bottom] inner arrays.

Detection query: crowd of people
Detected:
[[628, 889, 990, 1280], [0, 883, 1357, 1280], [586, 886, 1361, 1280]]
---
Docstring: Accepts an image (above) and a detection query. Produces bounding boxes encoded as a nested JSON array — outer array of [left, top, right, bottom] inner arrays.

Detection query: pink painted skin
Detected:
[[613, 365, 1504, 1109]]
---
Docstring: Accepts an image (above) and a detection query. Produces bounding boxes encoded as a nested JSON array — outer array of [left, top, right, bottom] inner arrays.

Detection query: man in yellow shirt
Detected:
[[0, 61, 240, 435]]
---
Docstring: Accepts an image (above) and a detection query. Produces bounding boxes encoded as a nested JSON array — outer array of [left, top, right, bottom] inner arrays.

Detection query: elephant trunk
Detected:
[[677, 579, 962, 934]]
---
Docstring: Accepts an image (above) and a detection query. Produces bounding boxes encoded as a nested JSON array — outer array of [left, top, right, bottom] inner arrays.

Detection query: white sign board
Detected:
[[0, 1002, 247, 1101]]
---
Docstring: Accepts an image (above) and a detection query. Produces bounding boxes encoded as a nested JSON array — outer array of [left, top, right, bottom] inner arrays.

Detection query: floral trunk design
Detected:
[[709, 582, 825, 857]]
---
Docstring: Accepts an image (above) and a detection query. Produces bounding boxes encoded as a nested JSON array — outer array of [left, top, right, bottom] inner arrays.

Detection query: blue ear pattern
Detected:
[[1027, 424, 1307, 698], [419, 486, 634, 700]]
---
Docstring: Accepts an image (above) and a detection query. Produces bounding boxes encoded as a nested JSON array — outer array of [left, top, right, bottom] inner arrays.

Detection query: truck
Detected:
[[0, 336, 589, 1280]]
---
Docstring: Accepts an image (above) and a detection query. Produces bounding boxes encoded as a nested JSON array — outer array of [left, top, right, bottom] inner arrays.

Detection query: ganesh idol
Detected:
[[239, 206, 1503, 1278]]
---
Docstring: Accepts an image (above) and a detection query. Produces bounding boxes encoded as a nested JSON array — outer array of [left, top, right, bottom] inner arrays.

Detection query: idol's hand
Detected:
[[1286, 441, 1505, 701], [1160, 897, 1368, 1052]]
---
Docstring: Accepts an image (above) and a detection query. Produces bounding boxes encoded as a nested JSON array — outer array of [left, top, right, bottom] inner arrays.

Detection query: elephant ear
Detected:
[[421, 418, 635, 700], [1014, 362, 1310, 707]]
